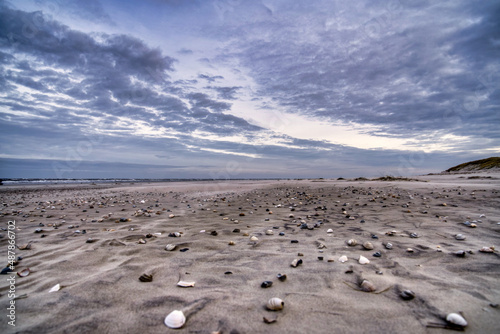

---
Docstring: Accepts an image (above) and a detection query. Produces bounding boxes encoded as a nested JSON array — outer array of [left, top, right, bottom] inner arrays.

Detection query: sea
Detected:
[[0, 178, 277, 186]]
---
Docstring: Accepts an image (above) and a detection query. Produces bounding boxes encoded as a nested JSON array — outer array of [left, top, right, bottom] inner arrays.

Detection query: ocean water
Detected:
[[0, 178, 220, 185]]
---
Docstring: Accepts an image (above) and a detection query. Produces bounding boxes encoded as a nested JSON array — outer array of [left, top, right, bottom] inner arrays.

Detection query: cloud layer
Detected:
[[0, 0, 498, 179]]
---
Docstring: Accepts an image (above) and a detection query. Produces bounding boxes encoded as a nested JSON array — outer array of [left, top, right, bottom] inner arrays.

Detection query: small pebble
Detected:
[[261, 281, 273, 288], [373, 251, 381, 257]]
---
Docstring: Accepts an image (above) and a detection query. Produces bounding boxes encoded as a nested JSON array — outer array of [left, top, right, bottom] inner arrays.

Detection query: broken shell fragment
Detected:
[[339, 255, 348, 263], [360, 279, 376, 292], [137, 239, 146, 244], [164, 310, 186, 329], [139, 274, 153, 282], [265, 230, 274, 235], [250, 236, 259, 242], [347, 239, 357, 246], [446, 313, 467, 327], [362, 241, 374, 250], [384, 242, 393, 250], [358, 255, 370, 264], [455, 234, 466, 240], [266, 297, 284, 311], [18, 242, 33, 250], [17, 268, 30, 277], [49, 283, 61, 293], [316, 241, 327, 249], [290, 258, 303, 267], [165, 244, 177, 251], [177, 280, 195, 287], [479, 246, 495, 253], [327, 228, 334, 233]]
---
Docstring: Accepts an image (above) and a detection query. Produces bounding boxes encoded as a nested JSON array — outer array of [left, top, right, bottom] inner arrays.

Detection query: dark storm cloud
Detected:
[[0, 2, 260, 147], [225, 1, 500, 141], [198, 73, 224, 82]]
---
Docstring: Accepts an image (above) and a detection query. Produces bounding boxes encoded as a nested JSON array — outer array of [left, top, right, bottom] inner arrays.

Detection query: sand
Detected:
[[0, 175, 499, 333]]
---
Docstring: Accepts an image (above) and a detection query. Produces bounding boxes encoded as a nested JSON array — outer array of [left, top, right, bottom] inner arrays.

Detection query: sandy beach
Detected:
[[1, 174, 499, 333]]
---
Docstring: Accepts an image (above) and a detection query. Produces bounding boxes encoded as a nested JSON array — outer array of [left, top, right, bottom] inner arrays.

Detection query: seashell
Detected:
[[228, 241, 235, 245], [49, 283, 61, 293], [138, 238, 146, 244], [17, 268, 30, 277], [406, 248, 414, 253], [250, 236, 259, 242], [18, 242, 33, 250], [265, 230, 274, 235], [347, 239, 357, 246], [164, 310, 186, 329], [261, 281, 273, 288], [400, 289, 415, 300], [168, 214, 175, 219], [139, 274, 153, 282], [454, 250, 466, 257], [360, 279, 376, 292], [327, 228, 334, 233], [277, 273, 287, 282], [358, 255, 370, 264], [362, 241, 374, 250], [263, 316, 277, 324], [384, 242, 393, 249], [266, 297, 284, 311], [290, 258, 303, 267], [177, 280, 195, 287], [479, 246, 495, 253], [385, 230, 397, 236], [455, 234, 466, 240], [165, 244, 177, 251], [316, 241, 327, 249], [339, 255, 348, 263], [446, 313, 467, 327]]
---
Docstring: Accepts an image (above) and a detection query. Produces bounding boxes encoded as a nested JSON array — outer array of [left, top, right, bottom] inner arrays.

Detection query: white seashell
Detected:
[[446, 313, 467, 327], [177, 280, 196, 287], [200, 230, 206, 233], [153, 232, 162, 237], [165, 244, 177, 251], [265, 230, 274, 235], [164, 310, 186, 329], [266, 297, 284, 311], [339, 255, 348, 263], [347, 239, 357, 246], [49, 284, 60, 293], [169, 214, 175, 218], [327, 228, 334, 233], [250, 236, 259, 241], [358, 255, 370, 264]]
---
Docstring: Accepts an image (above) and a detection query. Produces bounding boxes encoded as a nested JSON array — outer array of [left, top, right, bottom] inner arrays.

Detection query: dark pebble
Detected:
[[277, 274, 287, 282], [146, 233, 153, 238], [224, 271, 233, 275], [34, 229, 43, 233], [180, 248, 189, 252], [261, 281, 273, 288], [291, 240, 299, 243], [39, 223, 44, 227], [400, 290, 416, 300], [279, 232, 285, 236], [119, 218, 127, 222], [210, 231, 218, 236], [318, 256, 324, 261], [1, 267, 13, 275], [233, 229, 240, 233], [371, 234, 378, 239], [373, 252, 381, 257]]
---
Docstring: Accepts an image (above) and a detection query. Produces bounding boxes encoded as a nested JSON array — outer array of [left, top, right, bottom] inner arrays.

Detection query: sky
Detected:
[[0, 0, 499, 179]]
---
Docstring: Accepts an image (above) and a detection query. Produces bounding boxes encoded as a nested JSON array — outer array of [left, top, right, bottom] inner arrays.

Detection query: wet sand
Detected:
[[0, 175, 499, 333]]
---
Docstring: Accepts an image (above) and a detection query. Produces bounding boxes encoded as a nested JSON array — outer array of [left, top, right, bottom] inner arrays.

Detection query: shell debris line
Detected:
[[1, 174, 499, 333]]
